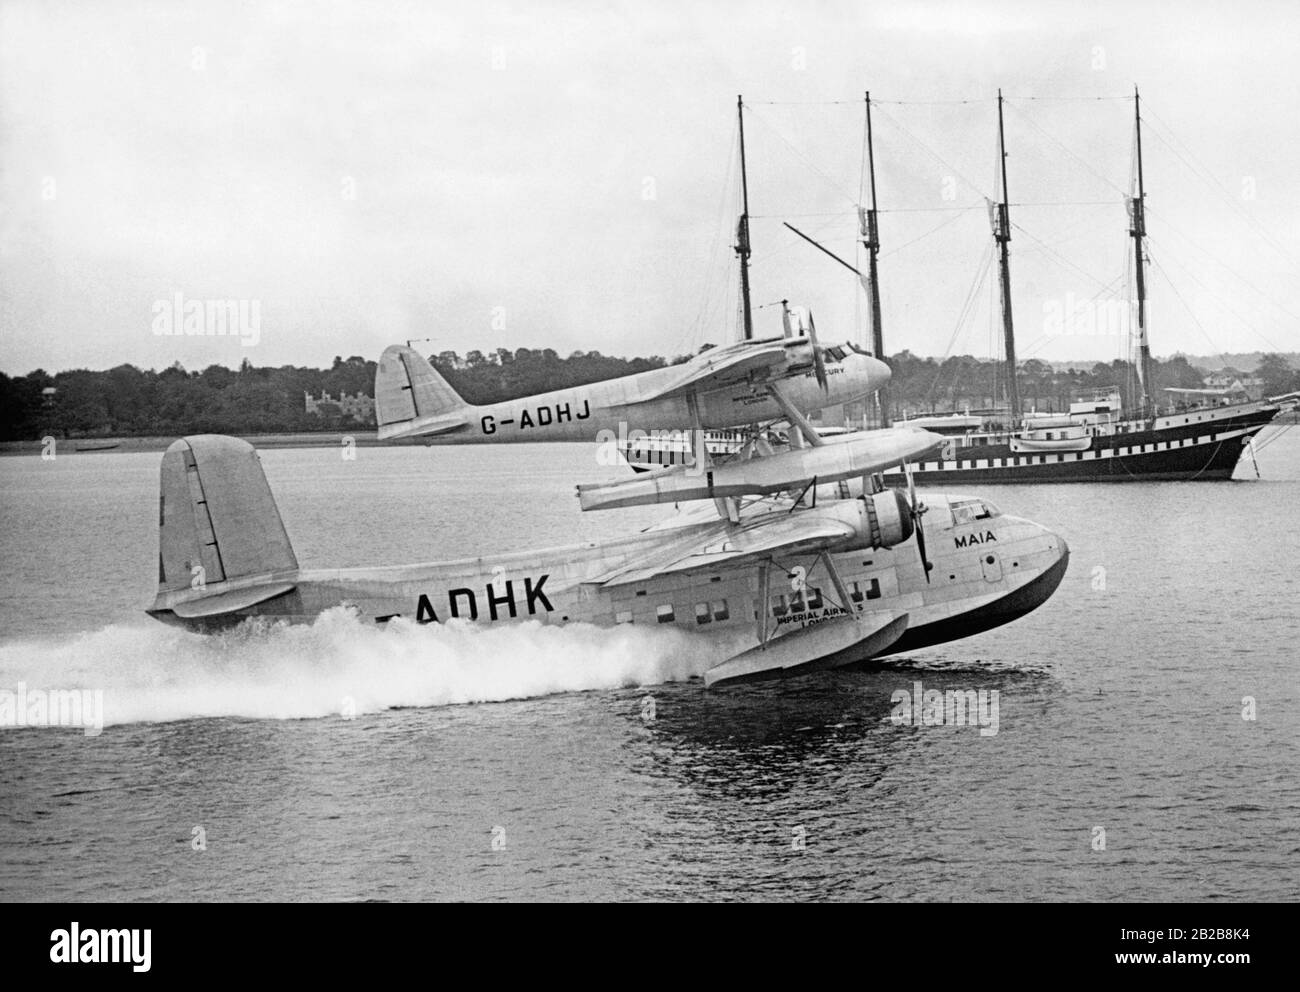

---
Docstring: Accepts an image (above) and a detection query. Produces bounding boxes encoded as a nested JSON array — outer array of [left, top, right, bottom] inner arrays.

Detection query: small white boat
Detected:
[[1009, 424, 1093, 453]]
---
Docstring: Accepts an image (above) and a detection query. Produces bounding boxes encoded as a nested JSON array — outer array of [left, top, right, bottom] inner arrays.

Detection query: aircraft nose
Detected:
[[865, 354, 892, 387], [1036, 522, 1069, 565], [1010, 523, 1070, 612]]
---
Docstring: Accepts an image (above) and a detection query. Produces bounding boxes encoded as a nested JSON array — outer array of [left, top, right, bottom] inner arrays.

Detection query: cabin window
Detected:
[[711, 599, 730, 622], [790, 590, 805, 613], [615, 610, 633, 624], [695, 602, 712, 624], [771, 594, 788, 618], [853, 578, 881, 601], [806, 586, 823, 610], [656, 604, 675, 624]]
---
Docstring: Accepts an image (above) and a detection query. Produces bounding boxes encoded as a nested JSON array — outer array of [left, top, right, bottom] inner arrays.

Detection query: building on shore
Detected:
[[304, 390, 376, 425]]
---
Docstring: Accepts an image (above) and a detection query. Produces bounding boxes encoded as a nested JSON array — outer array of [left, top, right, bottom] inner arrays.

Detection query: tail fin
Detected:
[[150, 435, 298, 621], [375, 345, 470, 441]]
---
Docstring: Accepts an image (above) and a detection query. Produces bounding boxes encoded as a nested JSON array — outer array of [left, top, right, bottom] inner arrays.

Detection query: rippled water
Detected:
[[1, 429, 1297, 901]]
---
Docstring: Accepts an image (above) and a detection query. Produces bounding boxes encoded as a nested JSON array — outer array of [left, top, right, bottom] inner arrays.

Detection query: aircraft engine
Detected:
[[846, 489, 914, 550]]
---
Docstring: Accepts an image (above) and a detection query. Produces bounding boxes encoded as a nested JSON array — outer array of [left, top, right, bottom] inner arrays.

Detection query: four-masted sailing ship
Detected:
[[875, 89, 1293, 483]]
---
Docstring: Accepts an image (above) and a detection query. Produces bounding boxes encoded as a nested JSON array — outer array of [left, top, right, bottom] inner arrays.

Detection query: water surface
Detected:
[[1, 431, 1297, 901]]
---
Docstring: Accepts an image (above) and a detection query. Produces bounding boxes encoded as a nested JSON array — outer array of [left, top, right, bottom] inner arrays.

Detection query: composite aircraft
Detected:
[[145, 424, 1069, 687], [374, 331, 888, 445]]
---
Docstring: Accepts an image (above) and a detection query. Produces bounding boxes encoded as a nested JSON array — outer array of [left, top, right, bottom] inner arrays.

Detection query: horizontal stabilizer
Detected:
[[579, 427, 944, 510], [705, 611, 908, 688], [171, 582, 297, 618]]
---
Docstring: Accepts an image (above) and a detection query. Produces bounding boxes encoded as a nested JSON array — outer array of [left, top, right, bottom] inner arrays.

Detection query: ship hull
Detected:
[[620, 402, 1285, 483], [885, 404, 1280, 485]]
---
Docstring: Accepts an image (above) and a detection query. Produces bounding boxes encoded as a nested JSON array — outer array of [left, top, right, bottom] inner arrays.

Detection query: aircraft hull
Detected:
[[846, 541, 1070, 663], [150, 506, 1068, 682]]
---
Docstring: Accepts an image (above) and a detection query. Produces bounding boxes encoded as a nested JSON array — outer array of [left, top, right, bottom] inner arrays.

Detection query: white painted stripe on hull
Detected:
[[879, 425, 1255, 474]]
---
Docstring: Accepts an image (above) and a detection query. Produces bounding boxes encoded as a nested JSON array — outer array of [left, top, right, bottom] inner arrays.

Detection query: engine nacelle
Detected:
[[846, 489, 914, 550]]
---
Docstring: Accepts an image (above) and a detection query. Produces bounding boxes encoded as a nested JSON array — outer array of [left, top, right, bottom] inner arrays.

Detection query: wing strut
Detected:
[[688, 390, 741, 522], [817, 550, 857, 617], [766, 381, 825, 448]]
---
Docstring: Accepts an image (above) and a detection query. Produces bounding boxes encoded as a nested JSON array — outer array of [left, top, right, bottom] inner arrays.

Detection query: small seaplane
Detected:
[[374, 329, 887, 447], [146, 421, 1069, 687]]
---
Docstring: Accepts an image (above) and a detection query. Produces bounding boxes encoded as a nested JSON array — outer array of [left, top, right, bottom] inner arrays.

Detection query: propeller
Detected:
[[904, 461, 932, 583], [806, 310, 829, 392]]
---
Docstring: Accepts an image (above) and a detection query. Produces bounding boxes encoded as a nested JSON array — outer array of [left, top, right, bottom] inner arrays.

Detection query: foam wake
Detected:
[[0, 610, 723, 728]]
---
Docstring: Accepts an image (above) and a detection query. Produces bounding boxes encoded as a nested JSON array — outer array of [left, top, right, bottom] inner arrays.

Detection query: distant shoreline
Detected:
[[0, 432, 433, 457], [3, 411, 1294, 457]]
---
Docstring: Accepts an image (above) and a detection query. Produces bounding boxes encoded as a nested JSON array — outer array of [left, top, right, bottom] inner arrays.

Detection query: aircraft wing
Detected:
[[590, 506, 861, 588], [578, 427, 944, 510], [617, 339, 789, 404]]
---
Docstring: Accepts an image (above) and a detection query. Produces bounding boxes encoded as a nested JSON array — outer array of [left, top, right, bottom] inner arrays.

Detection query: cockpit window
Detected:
[[847, 342, 874, 357], [950, 498, 1000, 525], [825, 345, 847, 362]]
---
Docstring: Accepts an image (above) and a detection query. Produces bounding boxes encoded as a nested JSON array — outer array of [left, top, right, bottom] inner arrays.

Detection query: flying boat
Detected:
[[146, 426, 1069, 688]]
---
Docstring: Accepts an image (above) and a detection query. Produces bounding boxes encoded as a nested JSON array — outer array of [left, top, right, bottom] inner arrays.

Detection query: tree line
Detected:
[[2, 347, 1295, 441], [0, 349, 690, 440]]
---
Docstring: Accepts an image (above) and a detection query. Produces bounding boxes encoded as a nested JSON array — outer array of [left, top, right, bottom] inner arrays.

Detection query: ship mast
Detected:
[[993, 89, 1021, 424], [860, 91, 890, 426], [1130, 86, 1154, 418], [736, 94, 755, 341]]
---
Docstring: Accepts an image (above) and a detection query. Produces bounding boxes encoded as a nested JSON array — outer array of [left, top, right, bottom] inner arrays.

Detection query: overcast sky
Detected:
[[2, 0, 1298, 375]]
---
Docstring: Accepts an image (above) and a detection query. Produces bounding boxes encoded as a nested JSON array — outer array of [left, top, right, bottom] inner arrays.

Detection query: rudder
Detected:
[[153, 435, 298, 614], [375, 345, 470, 440]]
